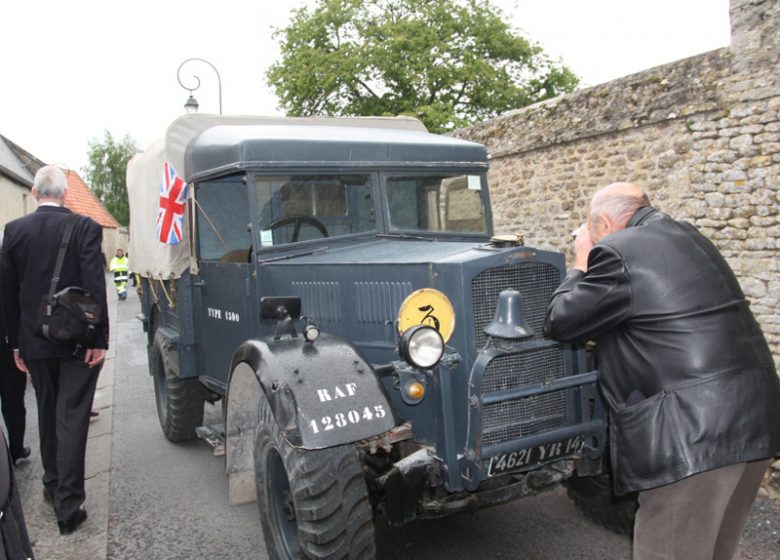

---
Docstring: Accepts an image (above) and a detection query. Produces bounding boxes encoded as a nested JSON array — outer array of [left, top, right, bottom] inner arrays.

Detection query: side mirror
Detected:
[[260, 296, 302, 320], [260, 296, 302, 340]]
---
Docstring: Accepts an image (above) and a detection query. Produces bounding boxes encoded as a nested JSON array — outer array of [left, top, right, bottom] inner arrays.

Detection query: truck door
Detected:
[[192, 175, 257, 393]]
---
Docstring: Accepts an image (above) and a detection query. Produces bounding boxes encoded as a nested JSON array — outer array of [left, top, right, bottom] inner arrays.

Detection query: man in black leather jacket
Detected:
[[545, 182, 780, 560]]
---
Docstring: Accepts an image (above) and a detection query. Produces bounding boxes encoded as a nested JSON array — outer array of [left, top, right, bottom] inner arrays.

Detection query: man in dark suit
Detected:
[[0, 165, 109, 536], [545, 182, 780, 560], [0, 231, 30, 466]]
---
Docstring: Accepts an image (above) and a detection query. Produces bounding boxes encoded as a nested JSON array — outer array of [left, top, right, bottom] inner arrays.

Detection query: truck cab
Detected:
[[128, 114, 606, 559]]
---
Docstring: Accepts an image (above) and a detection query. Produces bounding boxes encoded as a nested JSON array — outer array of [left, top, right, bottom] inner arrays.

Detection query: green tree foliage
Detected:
[[82, 131, 139, 226], [267, 0, 579, 132]]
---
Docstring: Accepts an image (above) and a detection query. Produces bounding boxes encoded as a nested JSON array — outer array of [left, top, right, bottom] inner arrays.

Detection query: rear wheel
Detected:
[[566, 473, 638, 535], [254, 391, 375, 559], [150, 332, 204, 442]]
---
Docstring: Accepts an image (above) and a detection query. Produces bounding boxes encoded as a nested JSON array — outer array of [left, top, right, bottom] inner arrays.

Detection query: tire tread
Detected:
[[255, 394, 375, 559], [150, 334, 204, 442]]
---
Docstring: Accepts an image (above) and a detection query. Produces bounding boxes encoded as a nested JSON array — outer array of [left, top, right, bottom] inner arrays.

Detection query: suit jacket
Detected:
[[0, 234, 12, 368], [0, 206, 109, 360], [545, 207, 780, 495], [0, 297, 9, 369]]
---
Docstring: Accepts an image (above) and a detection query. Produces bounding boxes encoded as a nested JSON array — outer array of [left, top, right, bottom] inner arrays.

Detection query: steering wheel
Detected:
[[264, 215, 329, 242]]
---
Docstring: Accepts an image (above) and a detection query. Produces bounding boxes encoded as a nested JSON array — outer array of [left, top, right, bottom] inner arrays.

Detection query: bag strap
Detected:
[[45, 214, 79, 313]]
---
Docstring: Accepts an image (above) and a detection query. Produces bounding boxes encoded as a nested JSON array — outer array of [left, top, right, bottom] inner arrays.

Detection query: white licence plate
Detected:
[[487, 435, 584, 477]]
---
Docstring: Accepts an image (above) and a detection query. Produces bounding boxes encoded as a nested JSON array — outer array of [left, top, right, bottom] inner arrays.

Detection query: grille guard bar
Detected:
[[480, 370, 599, 406], [458, 339, 606, 492], [476, 368, 605, 461], [481, 417, 604, 459]]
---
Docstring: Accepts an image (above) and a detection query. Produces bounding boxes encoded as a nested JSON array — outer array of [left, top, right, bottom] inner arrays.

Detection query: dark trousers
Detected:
[[0, 346, 26, 458], [26, 356, 100, 522], [633, 459, 769, 560]]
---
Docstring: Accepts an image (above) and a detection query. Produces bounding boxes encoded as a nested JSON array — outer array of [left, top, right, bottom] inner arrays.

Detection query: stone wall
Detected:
[[453, 0, 780, 367]]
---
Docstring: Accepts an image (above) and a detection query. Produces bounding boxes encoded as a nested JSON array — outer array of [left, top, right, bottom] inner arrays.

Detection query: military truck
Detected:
[[127, 114, 613, 558]]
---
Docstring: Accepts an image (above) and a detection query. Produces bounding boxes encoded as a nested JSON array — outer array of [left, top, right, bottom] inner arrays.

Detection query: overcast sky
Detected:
[[1, 0, 730, 175]]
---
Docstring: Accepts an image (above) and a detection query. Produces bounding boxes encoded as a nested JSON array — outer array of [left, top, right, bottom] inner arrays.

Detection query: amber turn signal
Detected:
[[406, 381, 425, 400]]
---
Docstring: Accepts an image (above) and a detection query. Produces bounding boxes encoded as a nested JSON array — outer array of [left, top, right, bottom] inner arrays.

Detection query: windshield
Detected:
[[386, 173, 487, 234], [255, 174, 375, 247]]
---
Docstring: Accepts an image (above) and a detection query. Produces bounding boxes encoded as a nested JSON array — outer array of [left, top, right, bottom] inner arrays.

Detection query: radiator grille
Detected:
[[480, 348, 567, 446], [471, 263, 567, 447], [471, 262, 561, 349], [481, 345, 563, 394]]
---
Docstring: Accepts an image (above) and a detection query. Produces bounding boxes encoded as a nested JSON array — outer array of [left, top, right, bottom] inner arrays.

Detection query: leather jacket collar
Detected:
[[626, 206, 655, 227]]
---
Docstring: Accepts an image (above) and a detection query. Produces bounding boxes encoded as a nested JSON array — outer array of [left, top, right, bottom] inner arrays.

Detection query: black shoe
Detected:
[[90, 410, 99, 418], [11, 446, 31, 465], [43, 487, 54, 503], [58, 507, 87, 535]]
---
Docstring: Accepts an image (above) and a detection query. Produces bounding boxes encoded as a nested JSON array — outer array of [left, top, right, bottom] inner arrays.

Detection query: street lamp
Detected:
[[183, 94, 199, 114], [177, 58, 223, 114]]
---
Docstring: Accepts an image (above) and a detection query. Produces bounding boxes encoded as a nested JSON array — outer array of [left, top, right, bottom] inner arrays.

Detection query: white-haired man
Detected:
[[0, 165, 108, 536], [545, 182, 780, 560]]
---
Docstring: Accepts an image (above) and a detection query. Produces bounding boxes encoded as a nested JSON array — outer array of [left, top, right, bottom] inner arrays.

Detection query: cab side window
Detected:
[[195, 177, 252, 262]]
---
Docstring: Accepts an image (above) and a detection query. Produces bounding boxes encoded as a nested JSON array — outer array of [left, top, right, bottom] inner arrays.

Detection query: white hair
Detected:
[[590, 185, 650, 228], [33, 165, 68, 199]]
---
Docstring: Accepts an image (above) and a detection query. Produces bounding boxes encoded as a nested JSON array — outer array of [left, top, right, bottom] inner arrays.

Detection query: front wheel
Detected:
[[150, 332, 204, 442], [254, 391, 375, 559]]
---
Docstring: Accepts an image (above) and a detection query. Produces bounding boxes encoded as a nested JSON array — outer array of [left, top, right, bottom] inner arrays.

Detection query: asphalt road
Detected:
[[104, 287, 780, 560], [107, 291, 263, 560]]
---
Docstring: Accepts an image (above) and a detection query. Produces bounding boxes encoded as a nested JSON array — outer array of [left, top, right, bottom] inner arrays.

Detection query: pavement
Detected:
[[14, 275, 118, 560]]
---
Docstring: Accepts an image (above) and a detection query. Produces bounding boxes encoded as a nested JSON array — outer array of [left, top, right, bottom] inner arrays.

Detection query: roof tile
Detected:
[[63, 170, 119, 228]]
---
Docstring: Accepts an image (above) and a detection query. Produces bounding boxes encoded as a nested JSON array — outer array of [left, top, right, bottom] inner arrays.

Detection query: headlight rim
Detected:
[[399, 325, 445, 370]]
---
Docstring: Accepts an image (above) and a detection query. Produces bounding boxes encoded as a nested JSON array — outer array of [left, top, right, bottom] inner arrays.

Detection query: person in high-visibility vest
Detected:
[[109, 248, 129, 301]]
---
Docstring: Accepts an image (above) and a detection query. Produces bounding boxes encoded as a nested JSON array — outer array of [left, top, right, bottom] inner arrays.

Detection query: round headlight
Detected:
[[303, 323, 320, 343], [400, 325, 444, 369]]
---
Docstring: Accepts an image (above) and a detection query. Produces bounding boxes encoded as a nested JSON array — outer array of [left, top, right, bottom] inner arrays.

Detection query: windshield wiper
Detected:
[[375, 233, 435, 242], [257, 247, 329, 263]]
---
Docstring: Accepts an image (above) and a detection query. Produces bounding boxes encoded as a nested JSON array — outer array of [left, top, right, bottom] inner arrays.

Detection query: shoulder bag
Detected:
[[34, 214, 103, 347]]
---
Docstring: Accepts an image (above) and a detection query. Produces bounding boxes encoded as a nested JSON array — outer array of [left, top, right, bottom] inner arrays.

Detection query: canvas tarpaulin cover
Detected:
[[126, 113, 274, 279]]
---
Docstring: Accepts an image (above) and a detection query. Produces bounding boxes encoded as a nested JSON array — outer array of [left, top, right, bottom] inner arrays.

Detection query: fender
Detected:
[[150, 327, 180, 377], [223, 333, 396, 505], [229, 333, 396, 449]]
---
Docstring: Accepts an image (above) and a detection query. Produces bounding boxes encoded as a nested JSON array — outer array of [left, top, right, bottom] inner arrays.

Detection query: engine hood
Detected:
[[257, 236, 561, 363], [260, 237, 506, 267]]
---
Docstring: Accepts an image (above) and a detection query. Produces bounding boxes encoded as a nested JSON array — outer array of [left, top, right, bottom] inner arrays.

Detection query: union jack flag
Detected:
[[157, 161, 188, 245]]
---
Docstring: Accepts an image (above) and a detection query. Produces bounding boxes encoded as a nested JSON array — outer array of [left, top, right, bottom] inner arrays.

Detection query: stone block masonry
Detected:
[[453, 0, 780, 368]]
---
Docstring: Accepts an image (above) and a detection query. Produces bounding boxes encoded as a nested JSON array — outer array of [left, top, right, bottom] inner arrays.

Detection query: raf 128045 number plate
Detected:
[[487, 436, 584, 477]]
